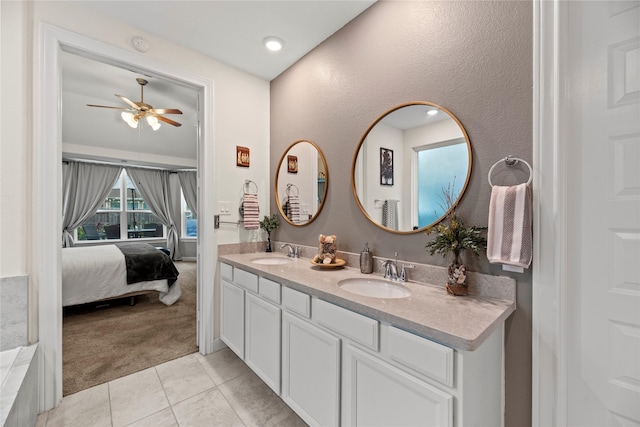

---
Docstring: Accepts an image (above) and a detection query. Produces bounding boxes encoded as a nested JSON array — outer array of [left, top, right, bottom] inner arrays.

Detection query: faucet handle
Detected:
[[294, 246, 300, 258], [400, 264, 415, 282]]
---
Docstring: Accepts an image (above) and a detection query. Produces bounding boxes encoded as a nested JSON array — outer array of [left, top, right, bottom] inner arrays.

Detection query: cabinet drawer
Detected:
[[282, 287, 310, 318], [259, 277, 281, 304], [388, 326, 454, 387], [234, 268, 258, 293], [313, 299, 379, 351], [220, 262, 233, 282]]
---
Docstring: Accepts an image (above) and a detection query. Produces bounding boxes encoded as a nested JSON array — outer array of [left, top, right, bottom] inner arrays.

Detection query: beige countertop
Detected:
[[219, 252, 516, 351]]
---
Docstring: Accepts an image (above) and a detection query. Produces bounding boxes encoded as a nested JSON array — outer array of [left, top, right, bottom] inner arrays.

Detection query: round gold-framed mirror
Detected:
[[351, 101, 472, 234], [275, 139, 329, 226]]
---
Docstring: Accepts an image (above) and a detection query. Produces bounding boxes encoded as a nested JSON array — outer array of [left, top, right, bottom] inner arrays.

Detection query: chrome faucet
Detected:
[[280, 243, 299, 258], [399, 263, 415, 282], [383, 259, 399, 281], [382, 252, 414, 282]]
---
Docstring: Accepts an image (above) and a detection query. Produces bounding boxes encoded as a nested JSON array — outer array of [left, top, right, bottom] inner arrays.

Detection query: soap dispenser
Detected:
[[360, 243, 373, 274]]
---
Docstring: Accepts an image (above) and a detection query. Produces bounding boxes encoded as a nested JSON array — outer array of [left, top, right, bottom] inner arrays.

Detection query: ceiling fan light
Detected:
[[146, 115, 161, 131], [121, 111, 138, 128]]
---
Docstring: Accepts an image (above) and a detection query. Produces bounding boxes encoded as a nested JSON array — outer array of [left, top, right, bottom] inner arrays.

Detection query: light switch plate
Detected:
[[218, 201, 231, 215]]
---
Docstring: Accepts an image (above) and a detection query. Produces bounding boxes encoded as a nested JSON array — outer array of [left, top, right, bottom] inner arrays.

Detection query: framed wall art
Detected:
[[236, 146, 250, 167], [380, 147, 393, 185], [287, 155, 298, 173]]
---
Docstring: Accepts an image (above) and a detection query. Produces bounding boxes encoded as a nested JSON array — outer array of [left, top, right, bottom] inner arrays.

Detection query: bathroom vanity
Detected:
[[218, 252, 515, 427]]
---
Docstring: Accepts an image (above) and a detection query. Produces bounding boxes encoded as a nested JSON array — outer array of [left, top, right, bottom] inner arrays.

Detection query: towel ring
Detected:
[[488, 155, 532, 187], [286, 183, 299, 196], [243, 179, 258, 195]]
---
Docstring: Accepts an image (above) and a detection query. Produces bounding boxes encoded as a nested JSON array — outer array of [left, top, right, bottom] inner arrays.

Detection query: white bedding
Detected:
[[62, 245, 181, 307]]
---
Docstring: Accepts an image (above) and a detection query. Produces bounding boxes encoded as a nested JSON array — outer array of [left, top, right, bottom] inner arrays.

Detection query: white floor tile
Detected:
[[219, 371, 297, 427], [195, 347, 250, 385], [125, 407, 178, 427], [172, 388, 244, 427], [155, 354, 215, 405], [109, 367, 169, 427], [45, 383, 111, 427]]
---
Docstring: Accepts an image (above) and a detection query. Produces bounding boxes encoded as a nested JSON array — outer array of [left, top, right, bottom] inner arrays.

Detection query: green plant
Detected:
[[259, 214, 280, 234], [425, 182, 487, 266], [425, 211, 487, 265]]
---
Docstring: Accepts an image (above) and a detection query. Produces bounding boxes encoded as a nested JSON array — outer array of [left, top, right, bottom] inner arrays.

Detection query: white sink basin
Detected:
[[251, 256, 293, 265], [338, 278, 412, 299]]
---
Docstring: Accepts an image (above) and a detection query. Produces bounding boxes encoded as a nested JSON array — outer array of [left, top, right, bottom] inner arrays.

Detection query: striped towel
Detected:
[[382, 200, 399, 230], [288, 195, 301, 224], [242, 193, 260, 230], [487, 183, 532, 268]]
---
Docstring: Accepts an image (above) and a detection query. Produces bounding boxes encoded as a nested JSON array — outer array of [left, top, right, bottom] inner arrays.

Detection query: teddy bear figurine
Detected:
[[312, 234, 337, 264]]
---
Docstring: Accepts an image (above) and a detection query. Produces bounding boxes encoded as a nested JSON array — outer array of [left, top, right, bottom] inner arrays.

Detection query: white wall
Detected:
[[362, 122, 404, 228], [0, 1, 270, 335]]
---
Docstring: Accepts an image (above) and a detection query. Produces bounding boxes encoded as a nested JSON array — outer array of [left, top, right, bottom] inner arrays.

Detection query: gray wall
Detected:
[[270, 1, 532, 426]]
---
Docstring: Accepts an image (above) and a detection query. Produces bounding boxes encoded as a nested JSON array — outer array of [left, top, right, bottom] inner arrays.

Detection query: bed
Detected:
[[62, 242, 181, 307]]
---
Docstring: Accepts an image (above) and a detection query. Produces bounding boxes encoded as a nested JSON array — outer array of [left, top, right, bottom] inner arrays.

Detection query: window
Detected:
[[77, 170, 164, 241], [182, 194, 197, 238], [416, 141, 468, 228]]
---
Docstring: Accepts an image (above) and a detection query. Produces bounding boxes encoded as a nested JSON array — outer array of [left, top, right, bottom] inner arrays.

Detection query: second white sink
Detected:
[[251, 256, 293, 265], [338, 278, 412, 299]]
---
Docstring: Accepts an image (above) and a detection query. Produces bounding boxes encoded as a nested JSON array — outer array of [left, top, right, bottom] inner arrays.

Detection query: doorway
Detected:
[[37, 24, 217, 411]]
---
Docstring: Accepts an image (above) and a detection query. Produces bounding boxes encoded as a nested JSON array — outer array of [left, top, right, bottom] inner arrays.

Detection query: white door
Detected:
[[342, 345, 452, 427], [566, 1, 640, 424], [220, 280, 245, 359], [282, 312, 341, 427], [245, 293, 281, 394]]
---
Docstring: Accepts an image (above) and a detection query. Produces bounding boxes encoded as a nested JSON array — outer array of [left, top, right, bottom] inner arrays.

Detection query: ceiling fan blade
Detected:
[[155, 115, 182, 127], [148, 108, 183, 115], [86, 104, 129, 110], [115, 94, 141, 110]]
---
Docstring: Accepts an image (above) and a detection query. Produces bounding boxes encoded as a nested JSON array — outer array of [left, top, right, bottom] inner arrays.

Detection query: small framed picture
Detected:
[[236, 146, 250, 167], [380, 147, 393, 185], [287, 155, 298, 173]]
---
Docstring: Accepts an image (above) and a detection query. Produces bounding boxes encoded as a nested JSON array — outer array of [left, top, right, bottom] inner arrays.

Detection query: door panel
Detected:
[[566, 1, 640, 425]]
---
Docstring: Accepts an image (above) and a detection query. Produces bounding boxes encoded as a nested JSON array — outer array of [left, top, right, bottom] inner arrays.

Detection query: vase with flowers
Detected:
[[259, 214, 280, 252], [425, 189, 487, 296]]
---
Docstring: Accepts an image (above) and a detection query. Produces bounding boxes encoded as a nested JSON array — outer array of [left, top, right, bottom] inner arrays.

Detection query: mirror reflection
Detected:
[[276, 140, 328, 226], [352, 102, 472, 234]]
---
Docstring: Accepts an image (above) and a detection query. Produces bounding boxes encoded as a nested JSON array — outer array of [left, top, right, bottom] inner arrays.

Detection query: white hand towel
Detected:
[[382, 199, 399, 231], [487, 183, 532, 268], [288, 195, 301, 224], [242, 193, 260, 230]]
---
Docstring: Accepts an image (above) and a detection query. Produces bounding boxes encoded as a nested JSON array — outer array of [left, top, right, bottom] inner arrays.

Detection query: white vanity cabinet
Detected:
[[342, 344, 453, 427], [220, 279, 245, 358], [282, 311, 341, 427], [245, 292, 281, 394], [219, 261, 506, 427], [220, 264, 282, 394]]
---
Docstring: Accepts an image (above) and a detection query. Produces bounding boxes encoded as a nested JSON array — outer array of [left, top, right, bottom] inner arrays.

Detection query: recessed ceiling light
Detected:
[[263, 36, 284, 52], [427, 109, 439, 116]]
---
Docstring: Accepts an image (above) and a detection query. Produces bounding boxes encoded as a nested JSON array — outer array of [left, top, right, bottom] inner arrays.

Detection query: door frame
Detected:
[[35, 24, 218, 411], [532, 0, 569, 424]]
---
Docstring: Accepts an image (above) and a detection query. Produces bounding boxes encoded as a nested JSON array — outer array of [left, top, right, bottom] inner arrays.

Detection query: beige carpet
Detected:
[[62, 261, 198, 396]]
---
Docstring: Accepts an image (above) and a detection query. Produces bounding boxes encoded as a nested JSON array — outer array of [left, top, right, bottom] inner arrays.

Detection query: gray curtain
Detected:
[[62, 161, 123, 247], [126, 167, 181, 259], [177, 170, 198, 218]]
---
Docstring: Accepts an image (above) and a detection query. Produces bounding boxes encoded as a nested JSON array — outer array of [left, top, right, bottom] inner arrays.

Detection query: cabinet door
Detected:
[[245, 293, 281, 394], [220, 279, 245, 359], [282, 312, 341, 427], [343, 345, 453, 427]]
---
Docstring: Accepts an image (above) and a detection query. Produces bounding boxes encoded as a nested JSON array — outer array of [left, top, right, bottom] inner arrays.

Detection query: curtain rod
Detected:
[[62, 158, 196, 173]]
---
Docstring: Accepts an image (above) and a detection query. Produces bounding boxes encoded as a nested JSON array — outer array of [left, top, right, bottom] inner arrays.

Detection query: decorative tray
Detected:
[[310, 258, 346, 269]]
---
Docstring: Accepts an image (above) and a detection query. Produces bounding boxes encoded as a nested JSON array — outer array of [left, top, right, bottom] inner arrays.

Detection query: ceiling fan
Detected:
[[87, 77, 183, 130]]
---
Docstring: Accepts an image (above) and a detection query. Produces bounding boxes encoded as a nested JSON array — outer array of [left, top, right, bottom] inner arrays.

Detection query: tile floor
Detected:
[[36, 348, 308, 427]]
